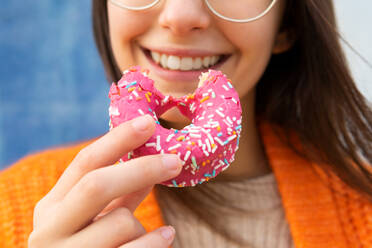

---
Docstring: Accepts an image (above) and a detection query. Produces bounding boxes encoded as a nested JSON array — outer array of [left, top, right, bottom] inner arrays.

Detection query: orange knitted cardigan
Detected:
[[0, 120, 371, 248]]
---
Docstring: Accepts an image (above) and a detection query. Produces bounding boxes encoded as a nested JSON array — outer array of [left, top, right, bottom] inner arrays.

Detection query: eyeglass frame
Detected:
[[108, 0, 278, 23]]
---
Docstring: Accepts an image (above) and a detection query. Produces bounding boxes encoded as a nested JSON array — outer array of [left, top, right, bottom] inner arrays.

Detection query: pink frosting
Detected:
[[109, 66, 242, 187]]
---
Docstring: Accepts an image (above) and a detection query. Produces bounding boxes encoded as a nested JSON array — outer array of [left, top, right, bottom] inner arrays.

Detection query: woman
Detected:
[[0, 0, 371, 247]]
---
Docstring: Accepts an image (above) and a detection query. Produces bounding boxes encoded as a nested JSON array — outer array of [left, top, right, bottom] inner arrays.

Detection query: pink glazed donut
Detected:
[[108, 66, 242, 187]]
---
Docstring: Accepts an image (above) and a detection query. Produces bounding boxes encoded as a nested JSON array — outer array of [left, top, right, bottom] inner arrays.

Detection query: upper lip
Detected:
[[141, 45, 228, 57]]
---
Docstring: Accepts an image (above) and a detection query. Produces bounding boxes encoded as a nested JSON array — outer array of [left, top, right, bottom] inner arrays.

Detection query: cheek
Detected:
[[220, 17, 281, 98], [107, 6, 153, 68], [237, 27, 276, 94]]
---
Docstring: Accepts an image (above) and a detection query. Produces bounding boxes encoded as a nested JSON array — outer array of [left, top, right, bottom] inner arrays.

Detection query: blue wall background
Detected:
[[0, 1, 371, 170], [0, 1, 109, 169]]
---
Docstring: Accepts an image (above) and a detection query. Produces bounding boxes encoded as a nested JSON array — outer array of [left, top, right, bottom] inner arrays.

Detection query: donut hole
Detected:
[[158, 107, 192, 130]]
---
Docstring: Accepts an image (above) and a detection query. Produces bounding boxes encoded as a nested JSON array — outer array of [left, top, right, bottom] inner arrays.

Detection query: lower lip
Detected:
[[142, 48, 230, 82]]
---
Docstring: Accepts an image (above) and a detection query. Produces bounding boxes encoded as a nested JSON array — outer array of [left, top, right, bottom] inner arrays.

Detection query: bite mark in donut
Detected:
[[109, 66, 242, 187]]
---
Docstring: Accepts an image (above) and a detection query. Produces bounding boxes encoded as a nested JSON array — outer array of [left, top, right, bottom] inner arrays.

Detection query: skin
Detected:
[[108, 0, 293, 181], [29, 1, 294, 247], [29, 115, 181, 247]]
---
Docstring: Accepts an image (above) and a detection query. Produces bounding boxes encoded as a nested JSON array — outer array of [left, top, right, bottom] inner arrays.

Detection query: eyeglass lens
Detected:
[[113, 0, 275, 21], [207, 0, 274, 20]]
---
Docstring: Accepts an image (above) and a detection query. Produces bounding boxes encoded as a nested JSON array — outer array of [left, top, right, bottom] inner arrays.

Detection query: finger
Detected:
[[53, 154, 181, 235], [94, 186, 153, 221], [66, 207, 146, 248], [48, 114, 155, 201], [119, 226, 175, 248]]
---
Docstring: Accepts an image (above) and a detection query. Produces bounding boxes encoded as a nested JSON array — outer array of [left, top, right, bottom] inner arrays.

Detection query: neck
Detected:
[[214, 89, 272, 182]]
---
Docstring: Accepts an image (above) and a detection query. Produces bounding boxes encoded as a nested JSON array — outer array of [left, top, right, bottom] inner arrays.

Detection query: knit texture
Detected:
[[0, 120, 371, 247], [160, 172, 295, 248]]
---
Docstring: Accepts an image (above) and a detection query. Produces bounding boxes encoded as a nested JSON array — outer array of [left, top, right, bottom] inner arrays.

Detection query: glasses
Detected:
[[109, 0, 278, 23]]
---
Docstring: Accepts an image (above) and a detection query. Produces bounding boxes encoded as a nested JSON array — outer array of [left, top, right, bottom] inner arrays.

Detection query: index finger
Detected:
[[48, 114, 156, 201]]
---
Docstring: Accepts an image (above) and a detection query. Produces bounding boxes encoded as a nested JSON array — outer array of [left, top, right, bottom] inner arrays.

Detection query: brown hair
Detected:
[[92, 0, 372, 243]]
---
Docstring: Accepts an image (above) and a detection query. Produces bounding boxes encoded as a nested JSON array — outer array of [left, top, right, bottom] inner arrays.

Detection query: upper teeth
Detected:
[[150, 51, 220, 71]]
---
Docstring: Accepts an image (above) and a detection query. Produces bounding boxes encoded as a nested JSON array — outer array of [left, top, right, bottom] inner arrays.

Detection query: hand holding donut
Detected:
[[28, 115, 181, 248]]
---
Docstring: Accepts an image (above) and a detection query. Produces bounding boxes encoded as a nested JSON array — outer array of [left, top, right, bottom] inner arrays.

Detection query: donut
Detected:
[[108, 66, 242, 187]]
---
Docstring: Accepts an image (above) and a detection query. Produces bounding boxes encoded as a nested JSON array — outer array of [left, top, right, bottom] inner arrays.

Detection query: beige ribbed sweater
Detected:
[[160, 172, 295, 248]]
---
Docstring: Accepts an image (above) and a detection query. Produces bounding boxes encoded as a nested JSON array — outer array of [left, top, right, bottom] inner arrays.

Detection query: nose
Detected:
[[158, 0, 211, 36]]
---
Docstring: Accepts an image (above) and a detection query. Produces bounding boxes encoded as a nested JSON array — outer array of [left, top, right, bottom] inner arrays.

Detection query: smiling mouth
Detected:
[[141, 47, 231, 72]]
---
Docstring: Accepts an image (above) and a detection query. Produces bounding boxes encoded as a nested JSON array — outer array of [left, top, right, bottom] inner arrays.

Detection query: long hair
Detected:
[[92, 0, 372, 243]]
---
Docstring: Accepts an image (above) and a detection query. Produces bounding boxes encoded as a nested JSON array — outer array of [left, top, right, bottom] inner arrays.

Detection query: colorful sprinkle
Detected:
[[163, 95, 170, 104], [205, 138, 211, 152], [214, 137, 224, 146], [207, 133, 215, 145], [125, 81, 137, 88], [166, 134, 175, 142], [202, 149, 209, 157], [215, 110, 225, 118], [190, 133, 201, 139], [156, 135, 161, 151], [145, 142, 156, 147], [227, 134, 237, 142], [200, 96, 210, 103], [184, 150, 191, 161], [145, 93, 151, 103], [128, 87, 136, 92], [191, 156, 198, 169], [212, 144, 218, 153], [138, 109, 144, 115], [172, 180, 178, 187], [132, 90, 139, 97], [168, 143, 181, 151]]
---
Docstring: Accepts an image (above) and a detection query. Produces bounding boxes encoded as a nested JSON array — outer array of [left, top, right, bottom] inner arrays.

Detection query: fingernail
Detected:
[[160, 226, 175, 241], [132, 115, 152, 132], [162, 154, 181, 170]]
